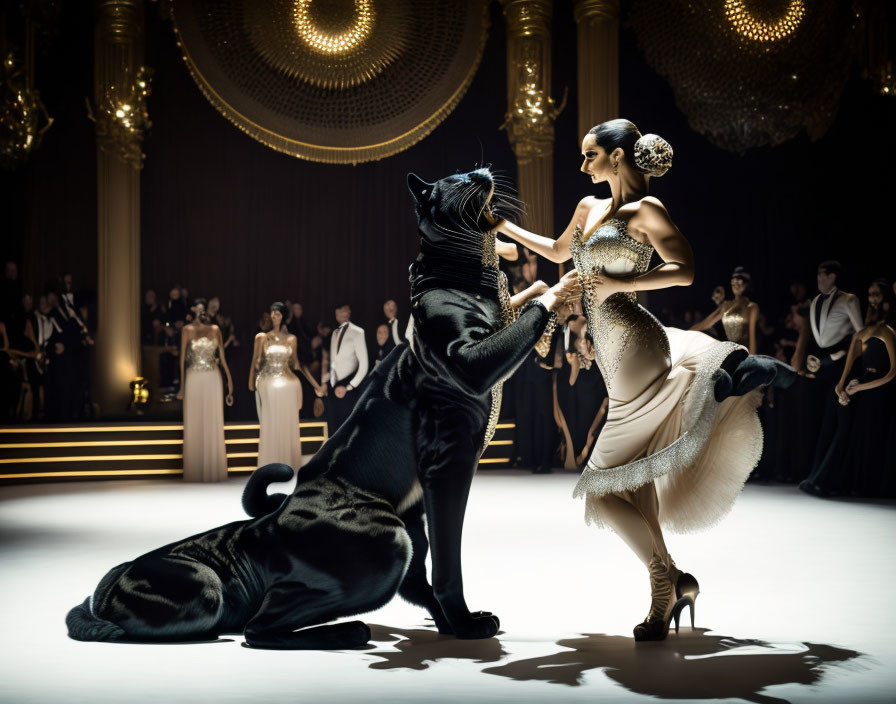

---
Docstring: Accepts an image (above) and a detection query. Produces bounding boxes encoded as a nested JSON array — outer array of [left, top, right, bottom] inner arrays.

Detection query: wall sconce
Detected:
[[129, 377, 150, 413], [87, 65, 153, 169]]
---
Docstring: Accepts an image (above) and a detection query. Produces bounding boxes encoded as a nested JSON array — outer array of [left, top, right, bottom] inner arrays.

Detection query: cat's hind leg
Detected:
[[244, 529, 411, 650], [243, 582, 372, 650]]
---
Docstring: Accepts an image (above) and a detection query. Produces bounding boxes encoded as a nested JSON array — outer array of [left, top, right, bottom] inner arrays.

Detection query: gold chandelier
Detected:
[[629, 0, 862, 151], [293, 0, 374, 55], [169, 0, 490, 164], [0, 49, 53, 169], [724, 0, 806, 43]]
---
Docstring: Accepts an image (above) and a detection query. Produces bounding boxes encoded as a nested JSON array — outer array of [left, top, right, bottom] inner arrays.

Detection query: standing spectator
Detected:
[[255, 310, 273, 336], [371, 323, 395, 367], [208, 297, 238, 350], [382, 299, 405, 347], [166, 286, 188, 332], [322, 304, 368, 435], [141, 290, 162, 344], [790, 260, 863, 480], [1, 261, 23, 331], [0, 318, 18, 420], [801, 279, 896, 497], [286, 302, 314, 363], [45, 291, 81, 420], [528, 317, 561, 474]]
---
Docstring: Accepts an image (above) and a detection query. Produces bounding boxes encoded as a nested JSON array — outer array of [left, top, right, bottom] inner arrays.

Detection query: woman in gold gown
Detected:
[[250, 302, 303, 471], [492, 119, 791, 641], [177, 299, 234, 482], [691, 267, 759, 351]]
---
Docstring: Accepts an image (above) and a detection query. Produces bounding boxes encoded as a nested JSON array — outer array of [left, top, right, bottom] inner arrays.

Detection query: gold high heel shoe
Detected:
[[633, 555, 697, 642]]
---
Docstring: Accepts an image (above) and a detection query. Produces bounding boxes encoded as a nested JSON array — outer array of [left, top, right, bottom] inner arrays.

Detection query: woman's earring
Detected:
[[613, 161, 618, 175]]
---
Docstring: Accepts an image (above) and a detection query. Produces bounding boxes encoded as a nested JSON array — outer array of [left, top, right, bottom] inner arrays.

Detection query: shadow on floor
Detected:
[[365, 624, 507, 670], [481, 629, 864, 703]]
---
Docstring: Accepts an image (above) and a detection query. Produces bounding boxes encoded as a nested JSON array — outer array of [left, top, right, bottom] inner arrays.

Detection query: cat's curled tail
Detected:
[[242, 462, 294, 518]]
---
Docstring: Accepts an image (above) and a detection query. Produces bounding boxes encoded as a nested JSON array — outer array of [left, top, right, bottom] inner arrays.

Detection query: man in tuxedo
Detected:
[[322, 303, 368, 435], [792, 260, 863, 483], [793, 260, 862, 376], [382, 299, 405, 347]]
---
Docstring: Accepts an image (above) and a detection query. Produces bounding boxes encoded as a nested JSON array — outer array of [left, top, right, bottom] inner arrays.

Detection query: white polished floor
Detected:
[[0, 472, 893, 704]]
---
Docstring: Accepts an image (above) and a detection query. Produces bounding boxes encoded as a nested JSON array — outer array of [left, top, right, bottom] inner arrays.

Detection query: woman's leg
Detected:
[[590, 482, 669, 567]]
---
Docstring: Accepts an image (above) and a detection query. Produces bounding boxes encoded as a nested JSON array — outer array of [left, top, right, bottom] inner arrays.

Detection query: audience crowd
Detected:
[[2, 256, 893, 499]]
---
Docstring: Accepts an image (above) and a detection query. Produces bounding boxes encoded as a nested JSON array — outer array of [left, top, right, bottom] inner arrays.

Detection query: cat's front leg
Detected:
[[418, 414, 499, 640]]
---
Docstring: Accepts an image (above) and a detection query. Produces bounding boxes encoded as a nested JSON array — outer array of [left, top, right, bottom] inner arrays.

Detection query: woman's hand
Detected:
[[845, 379, 862, 396], [176, 388, 184, 401], [225, 394, 234, 407], [590, 271, 635, 297], [835, 384, 850, 405]]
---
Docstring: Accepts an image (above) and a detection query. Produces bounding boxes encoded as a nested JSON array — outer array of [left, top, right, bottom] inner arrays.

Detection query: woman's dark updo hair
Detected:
[[730, 267, 752, 295], [588, 118, 673, 177], [192, 297, 209, 322], [270, 301, 289, 330]]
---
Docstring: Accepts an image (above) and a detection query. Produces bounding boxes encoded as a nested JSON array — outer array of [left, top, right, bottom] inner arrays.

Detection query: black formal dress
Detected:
[[530, 328, 560, 473], [571, 355, 607, 461], [801, 337, 893, 497]]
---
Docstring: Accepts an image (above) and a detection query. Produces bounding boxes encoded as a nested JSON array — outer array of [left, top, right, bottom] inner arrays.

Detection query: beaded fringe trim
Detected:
[[573, 341, 747, 505]]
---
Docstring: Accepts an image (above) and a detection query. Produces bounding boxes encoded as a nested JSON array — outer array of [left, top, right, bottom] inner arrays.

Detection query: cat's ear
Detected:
[[407, 173, 434, 206]]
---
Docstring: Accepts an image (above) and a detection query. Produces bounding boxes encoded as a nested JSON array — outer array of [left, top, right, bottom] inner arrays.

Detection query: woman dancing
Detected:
[[492, 119, 792, 640]]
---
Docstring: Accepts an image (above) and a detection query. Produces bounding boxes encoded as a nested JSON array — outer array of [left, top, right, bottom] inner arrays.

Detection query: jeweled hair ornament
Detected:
[[633, 133, 673, 177]]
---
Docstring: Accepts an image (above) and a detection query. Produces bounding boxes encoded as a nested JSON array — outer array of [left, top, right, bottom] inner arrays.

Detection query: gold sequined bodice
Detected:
[[570, 218, 670, 396], [721, 299, 750, 347], [256, 338, 294, 384], [187, 336, 218, 372]]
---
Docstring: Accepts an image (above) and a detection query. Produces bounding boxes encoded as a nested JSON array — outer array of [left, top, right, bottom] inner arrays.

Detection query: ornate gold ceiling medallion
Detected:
[[170, 0, 490, 164], [724, 0, 805, 43], [293, 0, 374, 55]]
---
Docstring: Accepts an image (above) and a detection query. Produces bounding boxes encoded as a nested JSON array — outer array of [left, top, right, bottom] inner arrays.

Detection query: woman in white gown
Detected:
[[177, 299, 233, 482], [491, 119, 793, 640], [250, 302, 303, 470]]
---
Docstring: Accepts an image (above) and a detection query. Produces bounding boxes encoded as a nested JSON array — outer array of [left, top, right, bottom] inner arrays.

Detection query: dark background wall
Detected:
[[3, 1, 894, 404]]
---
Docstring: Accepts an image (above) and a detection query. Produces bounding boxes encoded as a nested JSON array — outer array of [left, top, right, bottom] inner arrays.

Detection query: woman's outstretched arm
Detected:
[[690, 304, 725, 332], [491, 197, 594, 264]]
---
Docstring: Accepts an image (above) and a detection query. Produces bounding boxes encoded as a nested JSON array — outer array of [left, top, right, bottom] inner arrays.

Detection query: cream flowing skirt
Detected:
[[255, 373, 302, 470], [574, 328, 763, 533], [183, 368, 228, 482]]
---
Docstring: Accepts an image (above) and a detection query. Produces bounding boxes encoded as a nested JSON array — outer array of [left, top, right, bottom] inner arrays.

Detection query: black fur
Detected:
[[66, 168, 551, 648]]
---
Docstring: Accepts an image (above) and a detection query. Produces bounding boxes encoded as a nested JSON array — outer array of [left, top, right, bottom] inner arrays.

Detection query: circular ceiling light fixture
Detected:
[[293, 0, 374, 55], [724, 0, 806, 43]]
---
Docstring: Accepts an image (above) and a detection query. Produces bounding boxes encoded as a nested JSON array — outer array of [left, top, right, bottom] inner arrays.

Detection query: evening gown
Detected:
[[803, 336, 893, 497], [255, 338, 302, 470], [570, 219, 763, 531], [182, 336, 228, 482], [721, 299, 750, 347]]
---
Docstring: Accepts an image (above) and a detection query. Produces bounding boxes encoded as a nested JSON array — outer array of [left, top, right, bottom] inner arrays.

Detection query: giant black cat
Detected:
[[66, 168, 563, 648]]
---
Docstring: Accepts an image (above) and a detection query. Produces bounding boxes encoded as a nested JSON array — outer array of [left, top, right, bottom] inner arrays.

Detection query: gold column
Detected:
[[93, 0, 144, 415], [500, 0, 563, 278], [574, 0, 619, 138]]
